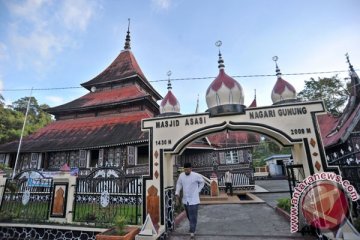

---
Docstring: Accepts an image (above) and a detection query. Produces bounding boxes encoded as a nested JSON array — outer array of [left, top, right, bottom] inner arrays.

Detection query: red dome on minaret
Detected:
[[271, 56, 297, 104], [206, 41, 245, 114], [160, 72, 180, 115]]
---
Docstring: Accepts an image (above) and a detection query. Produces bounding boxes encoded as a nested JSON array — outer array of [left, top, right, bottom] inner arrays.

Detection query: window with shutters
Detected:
[[30, 153, 39, 169], [79, 150, 86, 168], [225, 150, 239, 164], [127, 146, 135, 166], [219, 152, 226, 164], [0, 154, 5, 164]]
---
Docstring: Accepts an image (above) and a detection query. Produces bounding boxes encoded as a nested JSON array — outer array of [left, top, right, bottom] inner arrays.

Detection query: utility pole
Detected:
[[12, 88, 33, 179]]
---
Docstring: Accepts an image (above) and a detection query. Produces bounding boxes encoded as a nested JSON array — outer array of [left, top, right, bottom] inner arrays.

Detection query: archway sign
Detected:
[[141, 100, 336, 237]]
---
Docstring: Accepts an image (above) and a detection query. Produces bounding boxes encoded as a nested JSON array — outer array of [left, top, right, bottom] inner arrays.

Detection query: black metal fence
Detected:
[[73, 167, 142, 226], [0, 171, 53, 223]]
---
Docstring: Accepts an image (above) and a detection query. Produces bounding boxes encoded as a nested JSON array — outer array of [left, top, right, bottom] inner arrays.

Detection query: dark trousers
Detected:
[[184, 204, 199, 233], [225, 182, 233, 195]]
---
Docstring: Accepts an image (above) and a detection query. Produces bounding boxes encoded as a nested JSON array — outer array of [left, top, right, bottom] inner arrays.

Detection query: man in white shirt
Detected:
[[224, 169, 233, 196], [175, 162, 204, 238]]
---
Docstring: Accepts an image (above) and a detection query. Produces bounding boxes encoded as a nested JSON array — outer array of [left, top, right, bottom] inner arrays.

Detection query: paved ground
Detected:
[[254, 179, 292, 208], [169, 179, 315, 240]]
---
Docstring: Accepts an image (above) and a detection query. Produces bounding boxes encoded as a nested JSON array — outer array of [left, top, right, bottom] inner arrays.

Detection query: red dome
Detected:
[[273, 77, 296, 95], [206, 69, 241, 95], [161, 90, 178, 107]]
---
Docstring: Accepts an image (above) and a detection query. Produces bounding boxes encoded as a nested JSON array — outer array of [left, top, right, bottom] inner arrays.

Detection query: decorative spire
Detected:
[[273, 56, 281, 77], [346, 53, 354, 71], [345, 52, 360, 99], [216, 40, 225, 69], [124, 18, 131, 50], [271, 56, 297, 104], [167, 70, 172, 90], [205, 40, 245, 115], [160, 70, 181, 115], [195, 94, 199, 113], [249, 89, 257, 108]]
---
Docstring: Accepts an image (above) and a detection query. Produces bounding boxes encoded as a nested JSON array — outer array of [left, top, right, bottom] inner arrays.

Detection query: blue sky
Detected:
[[0, 0, 359, 114]]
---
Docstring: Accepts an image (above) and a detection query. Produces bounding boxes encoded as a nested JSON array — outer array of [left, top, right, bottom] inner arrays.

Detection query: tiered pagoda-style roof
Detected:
[[80, 50, 161, 101], [0, 26, 162, 153], [317, 54, 360, 148]]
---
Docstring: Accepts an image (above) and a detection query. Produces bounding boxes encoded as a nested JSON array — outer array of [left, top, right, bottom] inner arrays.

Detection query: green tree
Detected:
[[0, 107, 24, 144], [0, 97, 52, 144], [252, 137, 291, 167], [0, 93, 4, 106], [11, 97, 39, 115], [297, 76, 349, 116]]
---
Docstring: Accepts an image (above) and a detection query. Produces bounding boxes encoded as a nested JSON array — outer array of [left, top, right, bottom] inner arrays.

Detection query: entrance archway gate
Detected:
[[141, 100, 335, 237]]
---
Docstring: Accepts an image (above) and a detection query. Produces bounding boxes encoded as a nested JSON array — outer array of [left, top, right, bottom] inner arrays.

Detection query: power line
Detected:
[[0, 69, 357, 92]]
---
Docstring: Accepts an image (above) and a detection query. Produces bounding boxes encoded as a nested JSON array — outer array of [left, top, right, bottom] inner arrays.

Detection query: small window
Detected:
[[137, 145, 149, 165], [8, 154, 16, 168], [90, 150, 99, 167], [0, 154, 5, 164]]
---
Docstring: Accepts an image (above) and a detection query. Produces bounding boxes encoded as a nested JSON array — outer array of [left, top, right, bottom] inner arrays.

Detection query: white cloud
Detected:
[[10, 27, 64, 64], [45, 95, 65, 106], [60, 0, 96, 32], [0, 76, 3, 91], [5, 0, 97, 71], [0, 42, 8, 61], [6, 0, 50, 23], [152, 0, 172, 10]]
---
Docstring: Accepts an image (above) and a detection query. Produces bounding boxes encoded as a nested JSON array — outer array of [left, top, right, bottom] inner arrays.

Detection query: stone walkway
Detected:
[[169, 180, 315, 240]]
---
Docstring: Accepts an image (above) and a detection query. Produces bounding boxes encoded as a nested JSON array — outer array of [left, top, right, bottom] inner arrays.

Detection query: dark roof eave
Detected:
[[81, 74, 138, 88], [214, 144, 258, 151], [81, 74, 163, 100], [46, 96, 158, 114], [0, 139, 149, 153]]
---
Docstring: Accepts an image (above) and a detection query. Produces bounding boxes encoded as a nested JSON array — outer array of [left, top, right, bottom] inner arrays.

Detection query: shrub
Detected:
[[277, 197, 291, 212], [114, 215, 128, 235], [353, 217, 360, 233]]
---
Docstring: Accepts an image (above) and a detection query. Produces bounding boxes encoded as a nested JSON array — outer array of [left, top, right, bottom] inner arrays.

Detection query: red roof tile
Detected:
[[0, 111, 153, 152], [80, 50, 161, 100], [249, 98, 257, 108], [48, 85, 148, 112], [207, 131, 260, 148], [317, 104, 360, 147], [82, 50, 147, 87]]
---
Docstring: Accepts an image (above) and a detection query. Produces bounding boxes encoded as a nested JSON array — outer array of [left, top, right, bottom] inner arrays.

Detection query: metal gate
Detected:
[[285, 164, 305, 199], [0, 170, 53, 222], [73, 167, 142, 226]]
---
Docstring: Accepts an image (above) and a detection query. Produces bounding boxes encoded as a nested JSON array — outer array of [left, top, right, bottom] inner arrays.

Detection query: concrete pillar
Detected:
[[48, 172, 76, 224], [0, 173, 7, 206]]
